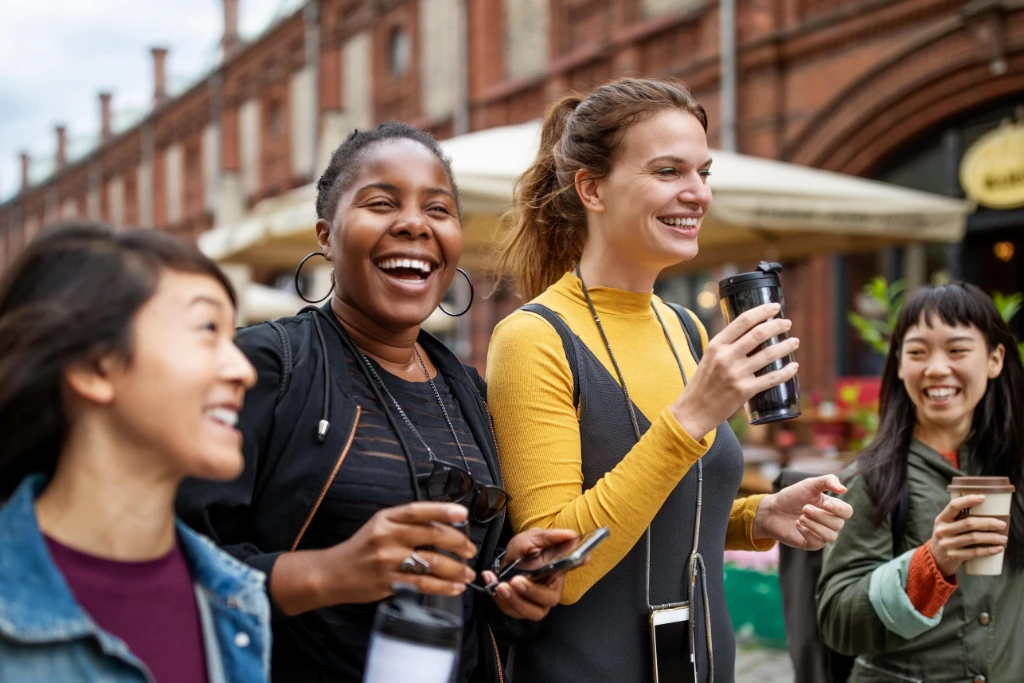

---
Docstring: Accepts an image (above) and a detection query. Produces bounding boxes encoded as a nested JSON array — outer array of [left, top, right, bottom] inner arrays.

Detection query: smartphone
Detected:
[[497, 526, 610, 582], [650, 605, 694, 683]]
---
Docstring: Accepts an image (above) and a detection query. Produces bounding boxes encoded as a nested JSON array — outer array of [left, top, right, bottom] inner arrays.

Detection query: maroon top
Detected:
[[44, 534, 210, 683]]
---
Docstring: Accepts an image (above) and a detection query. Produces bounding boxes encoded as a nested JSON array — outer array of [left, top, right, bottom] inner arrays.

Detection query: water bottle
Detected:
[[718, 261, 802, 424], [363, 583, 462, 683]]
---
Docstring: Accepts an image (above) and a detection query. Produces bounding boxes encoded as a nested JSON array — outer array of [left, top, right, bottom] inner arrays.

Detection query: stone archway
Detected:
[[786, 1, 1024, 177]]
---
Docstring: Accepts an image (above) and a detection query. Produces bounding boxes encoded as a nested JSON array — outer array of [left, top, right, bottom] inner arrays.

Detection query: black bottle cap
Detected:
[[718, 262, 784, 299], [373, 583, 462, 649]]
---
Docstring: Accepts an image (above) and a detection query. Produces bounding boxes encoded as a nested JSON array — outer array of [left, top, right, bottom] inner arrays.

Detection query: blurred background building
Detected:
[[1, 0, 1022, 401]]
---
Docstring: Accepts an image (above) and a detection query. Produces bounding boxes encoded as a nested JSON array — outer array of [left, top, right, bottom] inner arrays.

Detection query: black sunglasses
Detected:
[[417, 460, 510, 523]]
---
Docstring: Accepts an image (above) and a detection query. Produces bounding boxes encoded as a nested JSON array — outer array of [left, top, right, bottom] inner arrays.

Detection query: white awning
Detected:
[[200, 121, 969, 271], [240, 282, 304, 325]]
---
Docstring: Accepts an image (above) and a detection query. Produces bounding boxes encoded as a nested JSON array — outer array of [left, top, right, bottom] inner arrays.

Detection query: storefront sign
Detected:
[[960, 120, 1024, 209]]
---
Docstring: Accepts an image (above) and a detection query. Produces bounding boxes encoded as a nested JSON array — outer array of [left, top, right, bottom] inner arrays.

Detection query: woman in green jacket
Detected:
[[817, 283, 1024, 683]]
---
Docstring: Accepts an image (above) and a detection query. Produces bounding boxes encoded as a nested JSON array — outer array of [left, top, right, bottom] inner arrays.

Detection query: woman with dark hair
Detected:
[[177, 121, 575, 683], [486, 77, 853, 683], [0, 223, 269, 682], [818, 283, 1024, 682]]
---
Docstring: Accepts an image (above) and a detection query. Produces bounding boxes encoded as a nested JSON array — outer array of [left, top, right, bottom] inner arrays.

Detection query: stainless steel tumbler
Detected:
[[718, 262, 801, 425]]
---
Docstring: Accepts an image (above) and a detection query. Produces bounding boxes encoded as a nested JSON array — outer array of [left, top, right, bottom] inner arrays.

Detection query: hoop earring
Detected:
[[294, 252, 335, 304], [439, 268, 474, 317]]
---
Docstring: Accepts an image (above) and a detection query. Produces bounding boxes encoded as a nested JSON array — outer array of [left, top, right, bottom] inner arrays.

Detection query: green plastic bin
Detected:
[[723, 565, 787, 649]]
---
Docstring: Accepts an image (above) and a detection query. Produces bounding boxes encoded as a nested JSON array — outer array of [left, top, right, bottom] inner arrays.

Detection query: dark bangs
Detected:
[[892, 282, 1005, 353]]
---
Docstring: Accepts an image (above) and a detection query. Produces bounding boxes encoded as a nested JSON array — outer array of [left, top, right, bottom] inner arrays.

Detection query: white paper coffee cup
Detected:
[[947, 476, 1015, 576]]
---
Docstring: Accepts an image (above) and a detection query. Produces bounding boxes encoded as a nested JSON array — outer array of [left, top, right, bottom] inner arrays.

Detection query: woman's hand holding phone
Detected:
[[482, 528, 583, 621]]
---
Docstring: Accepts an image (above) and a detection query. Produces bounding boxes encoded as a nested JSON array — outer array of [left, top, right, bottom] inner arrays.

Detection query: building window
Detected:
[[124, 173, 138, 226], [185, 146, 202, 218], [389, 26, 410, 80], [268, 101, 284, 137]]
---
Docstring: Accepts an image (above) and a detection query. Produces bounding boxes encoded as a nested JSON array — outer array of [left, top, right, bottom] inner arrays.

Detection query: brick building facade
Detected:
[[2, 0, 1022, 395]]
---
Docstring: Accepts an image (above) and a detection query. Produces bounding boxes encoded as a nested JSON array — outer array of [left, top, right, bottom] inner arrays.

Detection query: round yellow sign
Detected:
[[960, 120, 1024, 210]]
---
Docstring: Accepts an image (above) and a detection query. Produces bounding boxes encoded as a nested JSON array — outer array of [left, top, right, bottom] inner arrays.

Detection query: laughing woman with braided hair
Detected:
[[177, 121, 578, 683]]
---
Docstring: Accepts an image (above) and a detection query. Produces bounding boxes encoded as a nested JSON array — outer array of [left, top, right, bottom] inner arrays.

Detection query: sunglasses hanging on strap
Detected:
[[356, 345, 510, 524]]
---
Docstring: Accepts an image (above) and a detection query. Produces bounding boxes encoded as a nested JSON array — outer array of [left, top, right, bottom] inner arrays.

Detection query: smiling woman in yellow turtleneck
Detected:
[[487, 271, 772, 603], [484, 79, 853, 683]]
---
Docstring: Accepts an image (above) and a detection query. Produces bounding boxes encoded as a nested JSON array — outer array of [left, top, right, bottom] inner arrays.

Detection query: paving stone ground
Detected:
[[734, 644, 795, 683]]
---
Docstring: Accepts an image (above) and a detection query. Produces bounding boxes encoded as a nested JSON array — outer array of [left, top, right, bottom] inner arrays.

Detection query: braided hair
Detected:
[[315, 120, 462, 222]]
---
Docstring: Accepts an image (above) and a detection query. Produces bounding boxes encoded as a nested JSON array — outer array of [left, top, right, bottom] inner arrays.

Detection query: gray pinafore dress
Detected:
[[508, 303, 746, 683]]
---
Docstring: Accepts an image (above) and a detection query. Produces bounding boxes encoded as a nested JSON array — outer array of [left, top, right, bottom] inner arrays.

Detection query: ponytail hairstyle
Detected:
[[494, 77, 708, 300], [0, 222, 236, 501]]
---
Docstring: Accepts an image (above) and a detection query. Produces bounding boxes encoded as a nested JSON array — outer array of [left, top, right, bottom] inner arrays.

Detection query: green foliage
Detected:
[[846, 277, 905, 356], [848, 280, 1024, 362], [992, 291, 1023, 323], [848, 407, 879, 451], [992, 292, 1024, 361]]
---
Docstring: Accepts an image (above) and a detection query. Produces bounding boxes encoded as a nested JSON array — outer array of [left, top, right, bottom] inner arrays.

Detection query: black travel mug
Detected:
[[363, 583, 463, 683], [718, 262, 801, 425]]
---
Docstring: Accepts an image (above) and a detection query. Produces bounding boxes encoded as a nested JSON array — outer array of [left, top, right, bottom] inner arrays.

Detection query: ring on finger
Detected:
[[399, 550, 432, 575]]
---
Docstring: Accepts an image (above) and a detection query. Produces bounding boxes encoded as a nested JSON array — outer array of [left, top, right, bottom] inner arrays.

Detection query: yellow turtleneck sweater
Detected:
[[486, 272, 773, 604]]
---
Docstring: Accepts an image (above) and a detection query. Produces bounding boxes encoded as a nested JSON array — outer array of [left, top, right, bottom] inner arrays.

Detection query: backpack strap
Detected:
[[267, 320, 293, 406], [664, 302, 704, 363], [891, 476, 911, 556], [520, 303, 582, 409]]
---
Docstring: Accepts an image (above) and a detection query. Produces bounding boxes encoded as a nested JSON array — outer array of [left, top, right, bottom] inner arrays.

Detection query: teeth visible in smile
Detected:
[[659, 217, 699, 227], [376, 258, 435, 274], [205, 407, 239, 427], [925, 387, 959, 400]]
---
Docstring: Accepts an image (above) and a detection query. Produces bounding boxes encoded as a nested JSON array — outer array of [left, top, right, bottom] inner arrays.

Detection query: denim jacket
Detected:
[[0, 475, 271, 683]]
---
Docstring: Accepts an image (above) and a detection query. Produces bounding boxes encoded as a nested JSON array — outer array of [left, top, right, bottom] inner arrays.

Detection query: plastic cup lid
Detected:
[[947, 476, 1016, 494]]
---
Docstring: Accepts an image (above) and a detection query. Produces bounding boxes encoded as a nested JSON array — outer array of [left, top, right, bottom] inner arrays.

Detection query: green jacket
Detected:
[[817, 439, 1024, 683]]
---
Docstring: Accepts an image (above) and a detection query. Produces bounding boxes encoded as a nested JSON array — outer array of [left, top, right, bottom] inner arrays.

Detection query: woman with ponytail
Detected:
[[487, 78, 853, 682]]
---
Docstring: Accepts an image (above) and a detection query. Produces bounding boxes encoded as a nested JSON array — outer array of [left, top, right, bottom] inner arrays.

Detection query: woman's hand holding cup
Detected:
[[929, 494, 1009, 578], [671, 303, 800, 442]]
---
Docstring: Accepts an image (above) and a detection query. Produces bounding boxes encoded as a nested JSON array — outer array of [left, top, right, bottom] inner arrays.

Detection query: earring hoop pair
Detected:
[[293, 252, 474, 316]]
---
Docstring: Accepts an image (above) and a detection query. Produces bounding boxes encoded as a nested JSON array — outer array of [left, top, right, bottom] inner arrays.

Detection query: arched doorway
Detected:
[[875, 95, 1024, 337]]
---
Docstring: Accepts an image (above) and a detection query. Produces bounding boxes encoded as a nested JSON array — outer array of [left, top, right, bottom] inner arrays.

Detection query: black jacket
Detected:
[[177, 304, 518, 683]]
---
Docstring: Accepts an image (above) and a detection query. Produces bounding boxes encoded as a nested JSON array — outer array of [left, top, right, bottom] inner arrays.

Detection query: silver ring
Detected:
[[400, 550, 431, 575]]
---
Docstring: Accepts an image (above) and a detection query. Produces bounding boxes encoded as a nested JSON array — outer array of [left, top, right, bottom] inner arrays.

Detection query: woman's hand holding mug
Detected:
[[671, 303, 800, 442], [929, 494, 1008, 577]]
